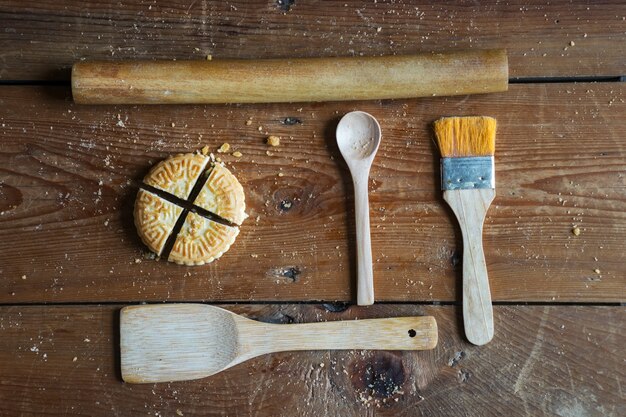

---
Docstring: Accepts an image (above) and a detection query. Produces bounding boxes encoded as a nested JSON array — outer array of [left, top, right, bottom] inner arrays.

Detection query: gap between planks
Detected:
[[0, 301, 622, 308]]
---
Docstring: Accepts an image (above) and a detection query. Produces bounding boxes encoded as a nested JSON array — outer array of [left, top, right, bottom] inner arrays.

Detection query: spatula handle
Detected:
[[250, 316, 437, 355], [444, 189, 495, 345]]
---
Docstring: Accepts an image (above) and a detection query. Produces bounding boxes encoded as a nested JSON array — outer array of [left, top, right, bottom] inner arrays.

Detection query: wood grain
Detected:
[[0, 83, 625, 303], [0, 304, 623, 416], [0, 0, 624, 81]]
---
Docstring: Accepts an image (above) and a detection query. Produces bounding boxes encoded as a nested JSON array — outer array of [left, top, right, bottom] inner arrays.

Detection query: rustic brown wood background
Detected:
[[0, 1, 624, 416]]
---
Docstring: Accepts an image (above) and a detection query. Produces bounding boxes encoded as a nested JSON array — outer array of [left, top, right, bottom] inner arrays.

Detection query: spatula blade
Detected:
[[120, 304, 239, 383]]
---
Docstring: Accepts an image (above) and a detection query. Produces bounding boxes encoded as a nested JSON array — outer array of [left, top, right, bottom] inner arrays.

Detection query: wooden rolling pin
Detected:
[[72, 49, 508, 104]]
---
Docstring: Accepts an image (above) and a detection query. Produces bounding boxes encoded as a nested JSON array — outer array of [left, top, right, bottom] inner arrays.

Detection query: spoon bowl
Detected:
[[336, 111, 382, 305], [336, 111, 382, 164]]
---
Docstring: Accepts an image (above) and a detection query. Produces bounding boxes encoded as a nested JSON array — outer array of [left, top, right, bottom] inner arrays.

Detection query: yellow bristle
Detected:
[[433, 116, 496, 157]]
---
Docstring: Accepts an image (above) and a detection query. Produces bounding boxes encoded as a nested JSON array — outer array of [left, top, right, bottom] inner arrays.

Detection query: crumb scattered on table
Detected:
[[267, 135, 281, 147], [232, 151, 242, 158], [572, 226, 581, 236], [218, 143, 231, 153]]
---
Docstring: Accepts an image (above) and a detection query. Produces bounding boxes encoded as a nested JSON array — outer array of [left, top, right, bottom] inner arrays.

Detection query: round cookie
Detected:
[[134, 152, 245, 265]]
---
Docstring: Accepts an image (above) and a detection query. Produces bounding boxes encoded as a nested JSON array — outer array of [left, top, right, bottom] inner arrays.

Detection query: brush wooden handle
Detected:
[[444, 189, 495, 346], [71, 49, 508, 104], [243, 316, 438, 358], [353, 175, 375, 306]]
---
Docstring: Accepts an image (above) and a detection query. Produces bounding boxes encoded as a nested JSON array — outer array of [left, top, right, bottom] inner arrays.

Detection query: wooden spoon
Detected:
[[336, 111, 382, 306], [120, 304, 437, 383]]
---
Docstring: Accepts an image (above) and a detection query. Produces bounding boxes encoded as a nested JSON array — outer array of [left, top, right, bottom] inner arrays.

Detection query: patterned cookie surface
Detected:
[[194, 163, 247, 225], [168, 212, 239, 266], [143, 153, 210, 199], [134, 189, 183, 255]]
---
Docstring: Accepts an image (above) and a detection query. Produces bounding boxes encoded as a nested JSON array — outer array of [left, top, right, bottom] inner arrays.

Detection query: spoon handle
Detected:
[[353, 176, 375, 305], [250, 316, 437, 354]]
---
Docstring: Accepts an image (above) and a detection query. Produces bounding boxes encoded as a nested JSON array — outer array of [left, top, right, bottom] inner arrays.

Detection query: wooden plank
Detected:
[[0, 304, 623, 416], [0, 0, 624, 80], [1, 84, 625, 303]]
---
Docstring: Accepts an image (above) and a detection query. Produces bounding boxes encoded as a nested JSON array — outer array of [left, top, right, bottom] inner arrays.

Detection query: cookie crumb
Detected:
[[218, 143, 231, 153], [594, 268, 600, 274], [245, 119, 253, 126], [569, 40, 575, 46], [278, 172, 284, 177], [572, 226, 581, 236], [176, 410, 184, 417], [134, 258, 142, 264], [206, 55, 212, 61], [267, 135, 281, 147], [171, 122, 176, 127], [201, 145, 210, 155], [232, 151, 243, 158], [72, 356, 78, 362], [21, 275, 27, 280]]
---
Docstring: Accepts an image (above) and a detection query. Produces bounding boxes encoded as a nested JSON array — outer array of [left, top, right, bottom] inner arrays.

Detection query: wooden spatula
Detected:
[[120, 304, 438, 383]]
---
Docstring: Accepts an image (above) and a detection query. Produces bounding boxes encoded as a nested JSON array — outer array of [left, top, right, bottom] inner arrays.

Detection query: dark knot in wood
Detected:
[[349, 352, 406, 405]]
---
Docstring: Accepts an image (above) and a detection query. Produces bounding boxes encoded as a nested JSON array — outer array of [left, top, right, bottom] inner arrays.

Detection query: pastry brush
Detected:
[[433, 116, 496, 345]]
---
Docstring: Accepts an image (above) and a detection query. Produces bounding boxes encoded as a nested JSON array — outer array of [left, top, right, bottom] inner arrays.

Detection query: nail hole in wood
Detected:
[[408, 329, 416, 338]]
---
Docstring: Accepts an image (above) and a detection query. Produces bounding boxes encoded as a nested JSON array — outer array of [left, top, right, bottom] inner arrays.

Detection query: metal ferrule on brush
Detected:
[[441, 156, 495, 190]]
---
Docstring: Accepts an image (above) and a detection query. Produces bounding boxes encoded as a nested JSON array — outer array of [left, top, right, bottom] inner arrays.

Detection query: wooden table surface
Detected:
[[0, 1, 624, 416]]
